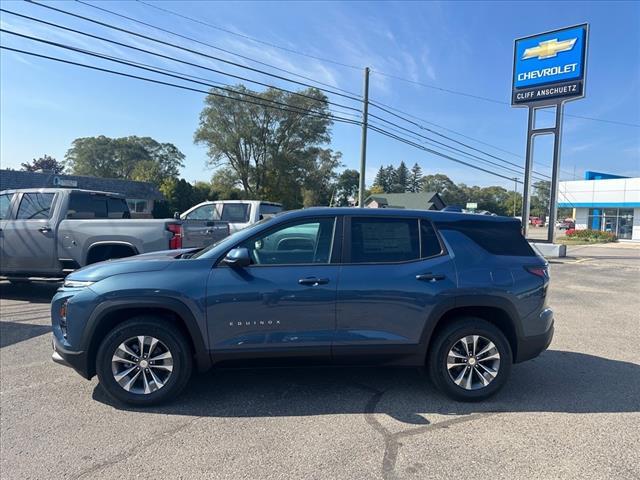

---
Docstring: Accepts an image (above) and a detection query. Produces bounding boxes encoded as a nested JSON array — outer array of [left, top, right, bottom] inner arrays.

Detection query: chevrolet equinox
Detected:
[[51, 208, 554, 405]]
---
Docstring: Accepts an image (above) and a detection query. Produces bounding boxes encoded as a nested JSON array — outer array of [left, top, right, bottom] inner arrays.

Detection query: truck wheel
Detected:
[[428, 317, 512, 402], [96, 316, 192, 406]]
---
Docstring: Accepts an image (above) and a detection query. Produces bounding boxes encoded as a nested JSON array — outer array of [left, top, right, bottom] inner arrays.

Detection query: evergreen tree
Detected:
[[373, 166, 387, 191], [384, 165, 397, 192], [393, 161, 409, 193], [409, 163, 423, 193]]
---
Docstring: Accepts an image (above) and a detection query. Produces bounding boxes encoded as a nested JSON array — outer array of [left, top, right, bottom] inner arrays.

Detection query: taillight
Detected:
[[525, 265, 548, 279], [167, 223, 182, 249]]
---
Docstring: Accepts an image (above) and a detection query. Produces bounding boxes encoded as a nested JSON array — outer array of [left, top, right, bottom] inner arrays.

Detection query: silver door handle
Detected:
[[38, 226, 52, 233]]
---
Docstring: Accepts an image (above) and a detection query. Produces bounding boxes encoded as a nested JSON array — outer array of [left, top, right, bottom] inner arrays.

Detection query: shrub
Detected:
[[565, 229, 616, 242]]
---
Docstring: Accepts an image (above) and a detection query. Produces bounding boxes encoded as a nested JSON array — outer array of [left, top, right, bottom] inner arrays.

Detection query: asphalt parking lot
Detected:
[[1, 243, 639, 480]]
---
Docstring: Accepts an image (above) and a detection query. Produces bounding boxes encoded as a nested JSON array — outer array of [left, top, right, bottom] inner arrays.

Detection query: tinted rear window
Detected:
[[420, 220, 443, 258], [435, 219, 535, 256], [68, 193, 107, 219], [221, 204, 250, 222], [350, 217, 420, 263], [107, 197, 130, 219]]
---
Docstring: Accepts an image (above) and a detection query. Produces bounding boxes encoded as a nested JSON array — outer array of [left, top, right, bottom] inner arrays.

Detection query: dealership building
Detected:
[[559, 171, 640, 241]]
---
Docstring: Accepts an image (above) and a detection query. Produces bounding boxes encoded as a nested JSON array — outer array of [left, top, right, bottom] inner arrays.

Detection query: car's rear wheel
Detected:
[[96, 317, 192, 406], [428, 317, 512, 401]]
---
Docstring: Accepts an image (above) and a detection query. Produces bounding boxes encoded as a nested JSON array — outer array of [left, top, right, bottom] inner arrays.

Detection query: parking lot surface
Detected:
[[1, 243, 639, 480]]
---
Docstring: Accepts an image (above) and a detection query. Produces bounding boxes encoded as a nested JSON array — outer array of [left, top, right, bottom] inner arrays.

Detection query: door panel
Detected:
[[334, 216, 456, 362], [207, 265, 339, 354], [206, 216, 339, 361], [1, 193, 58, 274], [335, 255, 456, 347]]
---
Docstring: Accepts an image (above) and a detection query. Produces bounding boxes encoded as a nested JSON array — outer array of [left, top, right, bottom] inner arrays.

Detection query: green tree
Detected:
[[334, 168, 360, 206], [194, 85, 338, 208], [408, 163, 423, 193], [65, 136, 184, 186], [389, 161, 409, 193], [21, 154, 65, 174], [530, 180, 551, 218], [421, 174, 464, 204], [373, 166, 389, 192]]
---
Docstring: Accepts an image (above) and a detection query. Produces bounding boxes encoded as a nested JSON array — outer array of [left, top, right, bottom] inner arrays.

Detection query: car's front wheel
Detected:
[[428, 317, 512, 401], [96, 317, 192, 406]]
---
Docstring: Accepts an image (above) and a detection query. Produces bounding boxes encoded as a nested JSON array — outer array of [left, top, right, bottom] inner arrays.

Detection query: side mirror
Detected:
[[174, 211, 181, 220], [222, 247, 251, 267]]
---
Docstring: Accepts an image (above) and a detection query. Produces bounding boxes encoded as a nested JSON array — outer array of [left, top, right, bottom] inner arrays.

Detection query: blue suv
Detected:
[[51, 208, 553, 405]]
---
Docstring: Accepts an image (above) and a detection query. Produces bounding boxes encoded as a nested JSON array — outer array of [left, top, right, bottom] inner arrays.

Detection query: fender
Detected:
[[417, 294, 521, 359], [83, 296, 211, 374]]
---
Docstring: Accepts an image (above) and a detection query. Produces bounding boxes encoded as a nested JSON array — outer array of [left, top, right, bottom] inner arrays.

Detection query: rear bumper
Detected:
[[515, 319, 554, 363], [51, 335, 91, 379]]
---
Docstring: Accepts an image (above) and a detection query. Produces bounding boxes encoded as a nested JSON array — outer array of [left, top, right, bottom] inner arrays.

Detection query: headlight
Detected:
[[63, 280, 95, 288]]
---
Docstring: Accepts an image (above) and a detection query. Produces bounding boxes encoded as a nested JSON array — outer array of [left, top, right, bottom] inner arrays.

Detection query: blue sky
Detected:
[[1, 0, 639, 192]]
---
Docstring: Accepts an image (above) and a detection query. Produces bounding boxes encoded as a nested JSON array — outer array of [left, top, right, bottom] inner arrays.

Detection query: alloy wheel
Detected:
[[446, 335, 501, 390], [111, 336, 174, 394]]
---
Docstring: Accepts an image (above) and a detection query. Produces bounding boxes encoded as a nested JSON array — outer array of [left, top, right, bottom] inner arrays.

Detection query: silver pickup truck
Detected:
[[0, 188, 228, 280]]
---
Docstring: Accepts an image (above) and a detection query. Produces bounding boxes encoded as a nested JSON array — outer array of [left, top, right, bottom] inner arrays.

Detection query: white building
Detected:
[[559, 172, 640, 241]]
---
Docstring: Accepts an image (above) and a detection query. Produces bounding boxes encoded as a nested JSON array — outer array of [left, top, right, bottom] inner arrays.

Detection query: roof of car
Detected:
[[0, 188, 125, 197], [285, 207, 520, 223]]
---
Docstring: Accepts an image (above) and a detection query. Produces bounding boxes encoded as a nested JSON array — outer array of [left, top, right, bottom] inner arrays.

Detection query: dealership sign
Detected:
[[512, 24, 588, 105]]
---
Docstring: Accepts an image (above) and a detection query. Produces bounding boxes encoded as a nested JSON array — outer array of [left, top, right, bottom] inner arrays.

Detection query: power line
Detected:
[[134, 0, 363, 72], [26, 0, 363, 102], [75, 0, 362, 99], [132, 0, 638, 128], [0, 45, 362, 126], [369, 101, 552, 178], [370, 99, 523, 158], [367, 118, 548, 182], [368, 112, 552, 181], [0, 29, 364, 125], [1, 8, 361, 114], [3, 45, 531, 186], [368, 125, 525, 184], [369, 71, 640, 128], [369, 98, 578, 178]]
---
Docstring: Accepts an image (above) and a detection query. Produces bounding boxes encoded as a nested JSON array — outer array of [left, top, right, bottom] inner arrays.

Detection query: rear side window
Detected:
[[107, 197, 130, 219], [16, 193, 55, 219], [436, 219, 536, 256], [350, 217, 419, 263], [221, 204, 250, 222], [420, 220, 443, 258], [0, 194, 14, 220], [67, 193, 107, 219], [259, 204, 282, 218]]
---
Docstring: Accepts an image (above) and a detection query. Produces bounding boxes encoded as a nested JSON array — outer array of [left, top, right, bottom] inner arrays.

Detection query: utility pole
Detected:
[[358, 67, 370, 208], [513, 177, 518, 217]]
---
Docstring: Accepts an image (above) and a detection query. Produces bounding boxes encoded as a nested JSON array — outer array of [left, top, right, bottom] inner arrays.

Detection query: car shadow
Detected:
[[0, 281, 60, 304], [0, 321, 51, 348], [93, 350, 640, 422]]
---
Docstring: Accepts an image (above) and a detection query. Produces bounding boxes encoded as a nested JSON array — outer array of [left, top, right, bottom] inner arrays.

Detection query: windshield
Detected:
[[190, 216, 274, 259]]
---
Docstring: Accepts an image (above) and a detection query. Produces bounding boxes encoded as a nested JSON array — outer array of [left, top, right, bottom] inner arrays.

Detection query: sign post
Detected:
[[512, 24, 588, 242]]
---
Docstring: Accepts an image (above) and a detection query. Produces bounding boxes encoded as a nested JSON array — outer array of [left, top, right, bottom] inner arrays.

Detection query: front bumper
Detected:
[[51, 335, 91, 379]]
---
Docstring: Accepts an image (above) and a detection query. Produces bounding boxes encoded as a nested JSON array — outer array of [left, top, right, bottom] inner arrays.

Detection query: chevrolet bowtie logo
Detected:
[[522, 38, 577, 60]]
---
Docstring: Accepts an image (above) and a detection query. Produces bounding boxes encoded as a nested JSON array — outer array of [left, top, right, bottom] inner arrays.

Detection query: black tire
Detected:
[[96, 316, 193, 406], [428, 317, 512, 402]]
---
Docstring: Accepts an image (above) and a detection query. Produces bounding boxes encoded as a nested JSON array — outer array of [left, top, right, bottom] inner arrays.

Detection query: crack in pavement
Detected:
[[354, 382, 502, 480], [72, 415, 203, 480]]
